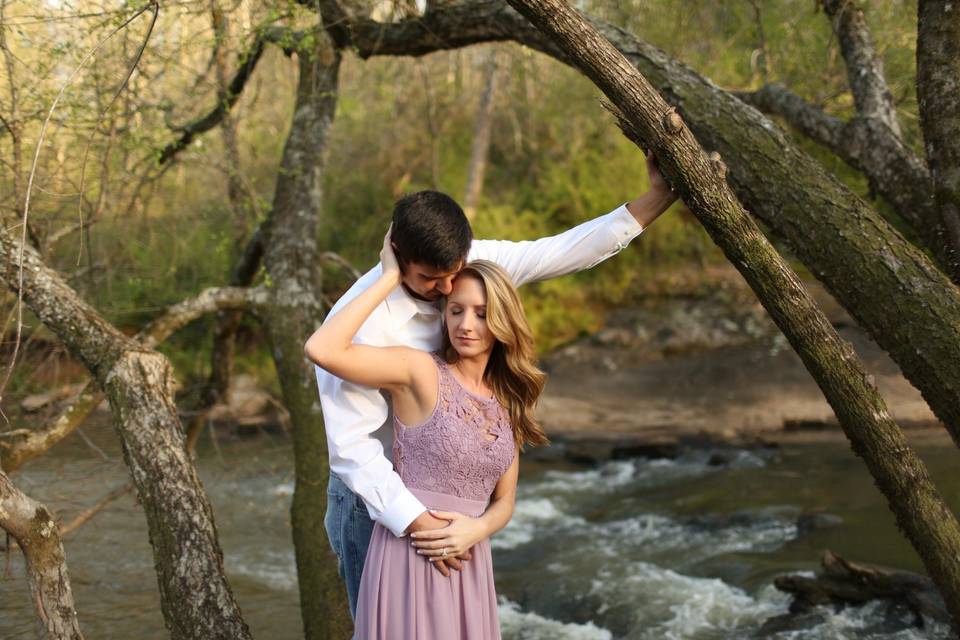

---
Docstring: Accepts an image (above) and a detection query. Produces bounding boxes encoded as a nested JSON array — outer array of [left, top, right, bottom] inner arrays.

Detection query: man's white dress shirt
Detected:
[[315, 204, 644, 536]]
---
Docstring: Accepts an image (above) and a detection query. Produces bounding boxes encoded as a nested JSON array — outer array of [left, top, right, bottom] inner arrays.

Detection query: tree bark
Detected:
[[775, 550, 949, 626], [917, 0, 960, 284], [0, 469, 84, 640], [0, 284, 266, 474], [820, 0, 902, 137], [313, 0, 960, 449], [503, 0, 960, 629], [0, 230, 252, 640], [735, 83, 941, 265], [257, 31, 353, 639]]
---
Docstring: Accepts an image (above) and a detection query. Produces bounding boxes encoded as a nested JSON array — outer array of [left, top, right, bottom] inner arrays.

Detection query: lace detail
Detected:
[[393, 353, 516, 503]]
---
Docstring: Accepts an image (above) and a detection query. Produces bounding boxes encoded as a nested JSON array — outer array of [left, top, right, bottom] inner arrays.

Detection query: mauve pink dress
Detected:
[[353, 353, 517, 640]]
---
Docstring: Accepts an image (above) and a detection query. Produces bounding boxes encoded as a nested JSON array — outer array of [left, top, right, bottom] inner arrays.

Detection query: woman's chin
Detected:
[[451, 342, 490, 359]]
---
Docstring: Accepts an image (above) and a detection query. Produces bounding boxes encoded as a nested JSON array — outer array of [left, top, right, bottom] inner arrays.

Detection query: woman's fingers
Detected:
[[410, 528, 448, 540]]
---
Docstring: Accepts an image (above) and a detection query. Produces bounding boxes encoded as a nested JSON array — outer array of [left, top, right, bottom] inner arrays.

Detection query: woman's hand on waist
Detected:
[[409, 509, 489, 561]]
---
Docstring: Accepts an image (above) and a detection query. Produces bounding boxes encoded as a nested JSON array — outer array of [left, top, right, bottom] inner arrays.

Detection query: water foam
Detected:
[[499, 598, 614, 639]]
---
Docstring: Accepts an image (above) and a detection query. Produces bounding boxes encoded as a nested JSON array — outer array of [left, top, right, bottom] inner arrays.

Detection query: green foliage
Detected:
[[6, 0, 928, 383]]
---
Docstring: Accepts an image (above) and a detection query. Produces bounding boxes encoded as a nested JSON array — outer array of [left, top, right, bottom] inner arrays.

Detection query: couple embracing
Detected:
[[304, 155, 676, 639]]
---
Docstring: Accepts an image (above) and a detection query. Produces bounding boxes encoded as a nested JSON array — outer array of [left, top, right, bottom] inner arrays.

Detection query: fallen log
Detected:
[[775, 550, 950, 627]]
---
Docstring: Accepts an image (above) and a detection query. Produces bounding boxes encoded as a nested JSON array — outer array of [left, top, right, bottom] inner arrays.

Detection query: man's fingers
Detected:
[[432, 560, 450, 577], [458, 550, 472, 562], [446, 558, 463, 571]]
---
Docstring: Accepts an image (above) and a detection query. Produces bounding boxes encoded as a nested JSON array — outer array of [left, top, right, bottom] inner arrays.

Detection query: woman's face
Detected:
[[445, 275, 495, 358]]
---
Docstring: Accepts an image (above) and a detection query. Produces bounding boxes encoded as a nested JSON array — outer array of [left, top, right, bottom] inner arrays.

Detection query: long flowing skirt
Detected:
[[353, 488, 501, 640]]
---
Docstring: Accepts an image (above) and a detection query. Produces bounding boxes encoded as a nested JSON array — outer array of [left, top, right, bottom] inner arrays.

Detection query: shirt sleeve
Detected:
[[315, 268, 427, 537], [317, 363, 426, 537], [468, 203, 643, 286]]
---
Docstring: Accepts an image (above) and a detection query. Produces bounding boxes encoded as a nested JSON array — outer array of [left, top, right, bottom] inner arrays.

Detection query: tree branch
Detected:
[[505, 0, 960, 628], [157, 29, 268, 165], [1, 386, 101, 473], [138, 285, 269, 350], [735, 84, 845, 150], [0, 469, 84, 639], [821, 0, 901, 136], [917, 0, 960, 283], [736, 84, 935, 242]]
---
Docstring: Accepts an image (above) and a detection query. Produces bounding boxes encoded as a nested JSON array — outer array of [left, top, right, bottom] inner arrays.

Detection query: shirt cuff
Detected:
[[609, 202, 645, 243], [378, 488, 427, 537]]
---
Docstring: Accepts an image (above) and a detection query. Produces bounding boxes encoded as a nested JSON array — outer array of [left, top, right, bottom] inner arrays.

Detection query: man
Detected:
[[313, 155, 676, 618]]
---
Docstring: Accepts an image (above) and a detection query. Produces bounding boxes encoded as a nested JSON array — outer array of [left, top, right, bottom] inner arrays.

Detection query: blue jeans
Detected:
[[324, 471, 375, 620]]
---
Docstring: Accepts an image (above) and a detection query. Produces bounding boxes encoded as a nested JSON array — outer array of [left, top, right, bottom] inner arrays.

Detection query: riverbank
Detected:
[[535, 264, 946, 457]]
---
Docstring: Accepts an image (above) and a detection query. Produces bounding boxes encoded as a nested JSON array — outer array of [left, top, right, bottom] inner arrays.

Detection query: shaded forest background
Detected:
[[0, 0, 922, 400]]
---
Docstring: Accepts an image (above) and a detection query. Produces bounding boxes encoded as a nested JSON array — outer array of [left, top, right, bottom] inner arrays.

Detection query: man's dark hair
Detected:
[[391, 190, 472, 271]]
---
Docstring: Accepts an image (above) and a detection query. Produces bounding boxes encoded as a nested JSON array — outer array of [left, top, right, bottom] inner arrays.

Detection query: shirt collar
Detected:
[[383, 272, 441, 323]]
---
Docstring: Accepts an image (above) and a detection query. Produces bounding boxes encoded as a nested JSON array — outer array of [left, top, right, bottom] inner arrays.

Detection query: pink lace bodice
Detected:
[[393, 353, 516, 503]]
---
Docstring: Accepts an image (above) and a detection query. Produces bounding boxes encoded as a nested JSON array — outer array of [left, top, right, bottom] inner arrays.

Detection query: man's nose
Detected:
[[437, 278, 454, 295]]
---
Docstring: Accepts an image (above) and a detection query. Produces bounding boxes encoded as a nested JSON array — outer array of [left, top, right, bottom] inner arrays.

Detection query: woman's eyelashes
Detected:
[[448, 307, 486, 319]]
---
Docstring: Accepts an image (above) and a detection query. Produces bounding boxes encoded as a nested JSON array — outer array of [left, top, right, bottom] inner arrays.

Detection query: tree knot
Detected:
[[662, 107, 683, 134], [707, 151, 727, 180]]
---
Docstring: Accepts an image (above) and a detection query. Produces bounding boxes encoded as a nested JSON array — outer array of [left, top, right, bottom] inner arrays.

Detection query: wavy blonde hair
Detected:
[[441, 260, 548, 450]]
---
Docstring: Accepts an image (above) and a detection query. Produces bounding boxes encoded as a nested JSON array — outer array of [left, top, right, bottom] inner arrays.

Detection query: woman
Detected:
[[304, 230, 548, 639]]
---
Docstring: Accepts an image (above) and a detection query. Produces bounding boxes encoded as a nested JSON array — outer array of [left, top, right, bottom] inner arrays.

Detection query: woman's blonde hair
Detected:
[[441, 260, 548, 450]]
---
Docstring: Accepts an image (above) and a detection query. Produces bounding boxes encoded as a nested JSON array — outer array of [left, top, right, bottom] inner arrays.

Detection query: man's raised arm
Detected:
[[469, 155, 676, 285]]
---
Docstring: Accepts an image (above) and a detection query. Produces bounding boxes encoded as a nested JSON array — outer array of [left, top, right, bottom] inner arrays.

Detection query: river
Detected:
[[0, 422, 955, 639]]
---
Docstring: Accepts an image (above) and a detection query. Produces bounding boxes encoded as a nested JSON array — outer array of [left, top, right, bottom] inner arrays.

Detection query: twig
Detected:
[[0, 1, 159, 407], [60, 483, 133, 538]]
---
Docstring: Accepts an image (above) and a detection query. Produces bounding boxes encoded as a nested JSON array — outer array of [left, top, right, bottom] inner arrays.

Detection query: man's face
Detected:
[[401, 260, 464, 302]]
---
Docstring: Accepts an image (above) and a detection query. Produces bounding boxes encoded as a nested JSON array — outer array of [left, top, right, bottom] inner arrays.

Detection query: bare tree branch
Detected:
[[821, 0, 901, 136], [735, 84, 935, 244], [1, 281, 268, 473], [1, 386, 101, 473], [139, 285, 269, 350], [0, 469, 83, 639], [734, 84, 845, 151], [319, 251, 361, 280], [157, 29, 268, 165], [60, 483, 134, 538]]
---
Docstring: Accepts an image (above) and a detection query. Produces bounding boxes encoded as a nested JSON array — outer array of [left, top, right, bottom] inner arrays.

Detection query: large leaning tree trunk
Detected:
[[257, 30, 353, 640], [917, 0, 960, 285], [0, 230, 253, 640], [504, 0, 960, 629], [0, 469, 83, 640], [310, 0, 960, 449]]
